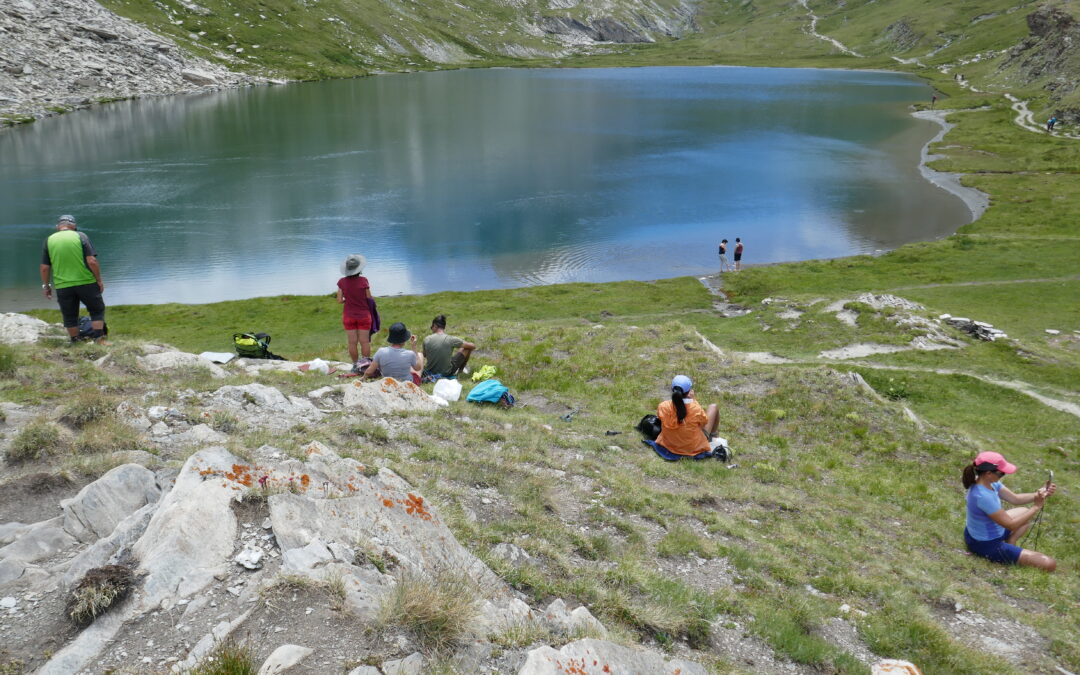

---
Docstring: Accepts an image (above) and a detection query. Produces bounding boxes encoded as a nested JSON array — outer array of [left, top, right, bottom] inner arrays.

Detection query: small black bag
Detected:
[[636, 414, 661, 440]]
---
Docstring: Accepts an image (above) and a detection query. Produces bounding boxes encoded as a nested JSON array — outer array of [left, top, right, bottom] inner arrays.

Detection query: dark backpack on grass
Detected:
[[233, 332, 285, 360], [636, 414, 661, 440]]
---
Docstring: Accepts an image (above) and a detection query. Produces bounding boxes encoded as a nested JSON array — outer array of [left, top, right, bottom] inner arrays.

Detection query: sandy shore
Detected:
[[911, 109, 990, 221]]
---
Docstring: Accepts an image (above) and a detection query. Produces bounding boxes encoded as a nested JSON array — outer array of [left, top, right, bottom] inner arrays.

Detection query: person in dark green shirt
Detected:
[[422, 314, 475, 379], [39, 215, 109, 344]]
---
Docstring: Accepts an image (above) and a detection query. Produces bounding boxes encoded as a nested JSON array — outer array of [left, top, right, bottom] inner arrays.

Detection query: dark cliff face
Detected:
[[1000, 5, 1080, 120]]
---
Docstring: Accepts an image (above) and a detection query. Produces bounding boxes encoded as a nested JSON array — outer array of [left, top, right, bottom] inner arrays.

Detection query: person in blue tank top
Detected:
[[962, 451, 1057, 571]]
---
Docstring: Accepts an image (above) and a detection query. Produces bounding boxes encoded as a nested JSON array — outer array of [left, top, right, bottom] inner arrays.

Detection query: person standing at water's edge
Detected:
[[336, 254, 374, 374], [718, 239, 731, 273], [734, 237, 744, 272], [40, 215, 108, 344]]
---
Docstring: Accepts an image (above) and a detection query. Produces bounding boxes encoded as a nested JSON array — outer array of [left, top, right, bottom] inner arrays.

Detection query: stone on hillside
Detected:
[[115, 401, 151, 431], [347, 667, 381, 675], [208, 383, 322, 429], [63, 501, 158, 588], [491, 542, 531, 566], [540, 599, 607, 637], [61, 464, 160, 543], [476, 597, 533, 635], [341, 378, 439, 416], [234, 546, 264, 570], [281, 539, 332, 572], [132, 447, 241, 607], [0, 517, 77, 564], [169, 423, 228, 446], [518, 638, 707, 674], [0, 522, 31, 547], [0, 312, 51, 344], [382, 653, 424, 675], [257, 644, 313, 675], [855, 293, 924, 312], [181, 69, 217, 85], [136, 351, 228, 378]]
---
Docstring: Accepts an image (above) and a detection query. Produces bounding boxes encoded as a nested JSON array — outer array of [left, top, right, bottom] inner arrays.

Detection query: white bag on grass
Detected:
[[432, 378, 462, 402]]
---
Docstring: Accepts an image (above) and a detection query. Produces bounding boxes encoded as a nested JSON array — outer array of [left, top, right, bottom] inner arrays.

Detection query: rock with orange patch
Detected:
[[517, 638, 706, 675]]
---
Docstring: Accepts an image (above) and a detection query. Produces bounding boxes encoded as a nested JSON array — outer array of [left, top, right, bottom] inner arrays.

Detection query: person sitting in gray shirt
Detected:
[[364, 322, 424, 385]]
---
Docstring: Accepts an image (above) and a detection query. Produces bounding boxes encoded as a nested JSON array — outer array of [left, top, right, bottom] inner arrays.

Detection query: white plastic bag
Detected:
[[432, 378, 462, 402], [306, 358, 330, 374]]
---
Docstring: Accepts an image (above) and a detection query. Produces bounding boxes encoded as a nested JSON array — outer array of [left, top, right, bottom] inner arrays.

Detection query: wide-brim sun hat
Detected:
[[973, 450, 1016, 474], [340, 254, 366, 277], [671, 375, 693, 393], [387, 322, 411, 344]]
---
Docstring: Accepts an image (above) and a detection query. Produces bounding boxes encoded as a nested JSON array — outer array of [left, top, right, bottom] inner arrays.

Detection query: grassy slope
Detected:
[[8, 0, 1080, 672]]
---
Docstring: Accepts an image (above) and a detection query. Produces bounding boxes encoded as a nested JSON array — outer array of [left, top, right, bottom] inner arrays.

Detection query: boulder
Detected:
[[518, 638, 707, 674], [132, 447, 241, 607], [136, 351, 228, 378], [115, 400, 152, 431], [0, 312, 51, 344], [257, 644, 314, 674], [63, 501, 158, 588], [491, 542, 532, 566], [0, 517, 77, 564], [61, 464, 160, 543], [181, 69, 218, 85], [341, 377, 440, 416], [168, 423, 228, 446], [207, 383, 323, 430], [382, 652, 424, 675]]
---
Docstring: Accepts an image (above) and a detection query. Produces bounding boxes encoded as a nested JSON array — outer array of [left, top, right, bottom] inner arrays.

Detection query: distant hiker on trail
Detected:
[[654, 375, 720, 458], [962, 451, 1057, 572], [718, 239, 731, 273], [931, 94, 937, 109], [40, 215, 109, 345], [336, 254, 376, 374], [1046, 116, 1058, 132], [422, 314, 475, 381], [363, 322, 424, 385], [734, 238, 744, 272]]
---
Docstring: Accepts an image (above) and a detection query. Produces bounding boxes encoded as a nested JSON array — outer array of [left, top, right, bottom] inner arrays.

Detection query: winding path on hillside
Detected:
[[796, 0, 863, 57]]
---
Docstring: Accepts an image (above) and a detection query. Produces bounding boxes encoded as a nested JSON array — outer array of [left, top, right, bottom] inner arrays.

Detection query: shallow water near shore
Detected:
[[0, 66, 971, 309]]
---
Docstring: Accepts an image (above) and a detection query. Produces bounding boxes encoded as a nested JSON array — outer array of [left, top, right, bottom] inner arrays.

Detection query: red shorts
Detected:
[[343, 315, 372, 331]]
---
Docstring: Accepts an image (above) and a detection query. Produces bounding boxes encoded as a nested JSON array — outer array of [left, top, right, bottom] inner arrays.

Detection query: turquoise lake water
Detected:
[[0, 66, 970, 309]]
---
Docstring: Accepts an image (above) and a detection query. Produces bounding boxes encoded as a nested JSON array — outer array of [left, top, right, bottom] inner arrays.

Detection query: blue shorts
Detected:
[[964, 528, 1021, 564]]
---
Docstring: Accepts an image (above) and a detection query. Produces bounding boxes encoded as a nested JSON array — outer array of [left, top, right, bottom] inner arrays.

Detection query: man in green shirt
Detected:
[[422, 314, 475, 380], [39, 215, 109, 344]]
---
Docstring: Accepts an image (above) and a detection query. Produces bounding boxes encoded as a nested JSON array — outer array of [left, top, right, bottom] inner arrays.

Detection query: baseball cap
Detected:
[[57, 215, 76, 225], [671, 375, 693, 393], [973, 451, 1016, 474]]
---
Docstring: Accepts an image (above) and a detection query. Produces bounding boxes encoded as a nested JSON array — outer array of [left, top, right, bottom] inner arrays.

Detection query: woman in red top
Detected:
[[336, 254, 373, 372]]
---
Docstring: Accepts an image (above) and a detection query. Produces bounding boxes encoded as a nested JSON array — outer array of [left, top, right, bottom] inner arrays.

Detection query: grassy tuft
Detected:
[[67, 564, 134, 626], [188, 640, 258, 675], [5, 418, 66, 462], [0, 345, 16, 378], [378, 569, 482, 653]]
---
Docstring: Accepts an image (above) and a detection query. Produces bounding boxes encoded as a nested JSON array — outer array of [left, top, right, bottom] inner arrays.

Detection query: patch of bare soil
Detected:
[[515, 392, 576, 417], [934, 607, 1056, 671], [0, 472, 86, 524], [0, 583, 80, 673], [710, 615, 817, 674], [656, 554, 737, 595], [816, 617, 876, 665]]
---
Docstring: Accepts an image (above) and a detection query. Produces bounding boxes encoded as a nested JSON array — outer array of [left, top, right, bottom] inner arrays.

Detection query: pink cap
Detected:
[[973, 451, 1016, 474]]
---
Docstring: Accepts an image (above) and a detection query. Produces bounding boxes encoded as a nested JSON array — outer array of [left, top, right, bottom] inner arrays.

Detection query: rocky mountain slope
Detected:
[[3, 0, 1079, 126]]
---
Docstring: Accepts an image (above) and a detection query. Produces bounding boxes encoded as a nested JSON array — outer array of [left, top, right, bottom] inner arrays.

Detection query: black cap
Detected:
[[387, 322, 410, 344]]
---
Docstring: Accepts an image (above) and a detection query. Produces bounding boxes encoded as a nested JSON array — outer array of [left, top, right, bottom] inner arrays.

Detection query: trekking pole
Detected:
[[1020, 470, 1052, 549]]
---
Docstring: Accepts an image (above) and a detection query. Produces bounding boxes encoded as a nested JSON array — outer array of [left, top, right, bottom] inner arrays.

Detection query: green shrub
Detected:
[[5, 419, 66, 462], [60, 390, 116, 429], [0, 344, 15, 378], [72, 419, 142, 455]]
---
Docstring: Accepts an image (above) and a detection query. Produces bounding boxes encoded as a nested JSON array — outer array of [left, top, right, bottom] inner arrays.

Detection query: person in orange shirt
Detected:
[[656, 375, 719, 456]]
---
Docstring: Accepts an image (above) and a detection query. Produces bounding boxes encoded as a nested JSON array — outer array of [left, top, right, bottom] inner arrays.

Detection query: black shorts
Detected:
[[56, 283, 105, 327], [733, 254, 742, 262]]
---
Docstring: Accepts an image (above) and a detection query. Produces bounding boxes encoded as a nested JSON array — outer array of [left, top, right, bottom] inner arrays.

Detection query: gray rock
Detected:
[[169, 423, 228, 446], [63, 500, 158, 588], [0, 559, 26, 585], [79, 24, 120, 40], [518, 638, 707, 674], [181, 69, 218, 85], [0, 312, 52, 344], [341, 378, 440, 415], [115, 400, 151, 430], [257, 644, 313, 674], [132, 447, 240, 607], [491, 542, 531, 566], [0, 522, 31, 547], [137, 351, 228, 378], [170, 610, 253, 673], [382, 652, 424, 675], [0, 518, 77, 564], [346, 667, 381, 675], [61, 463, 160, 543], [234, 546, 264, 570], [281, 539, 332, 572]]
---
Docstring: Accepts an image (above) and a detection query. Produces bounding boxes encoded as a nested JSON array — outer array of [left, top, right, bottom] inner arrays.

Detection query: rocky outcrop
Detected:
[[999, 5, 1080, 121], [0, 313, 53, 344], [0, 0, 264, 125]]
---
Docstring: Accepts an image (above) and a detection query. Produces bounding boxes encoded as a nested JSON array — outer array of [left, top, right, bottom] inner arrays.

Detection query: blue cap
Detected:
[[671, 375, 693, 393]]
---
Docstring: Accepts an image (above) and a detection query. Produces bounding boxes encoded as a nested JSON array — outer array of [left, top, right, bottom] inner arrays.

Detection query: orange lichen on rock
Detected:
[[402, 493, 432, 521], [382, 498, 395, 508]]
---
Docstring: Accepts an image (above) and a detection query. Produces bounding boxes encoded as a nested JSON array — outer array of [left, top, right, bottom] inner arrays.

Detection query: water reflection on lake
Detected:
[[0, 66, 970, 309]]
